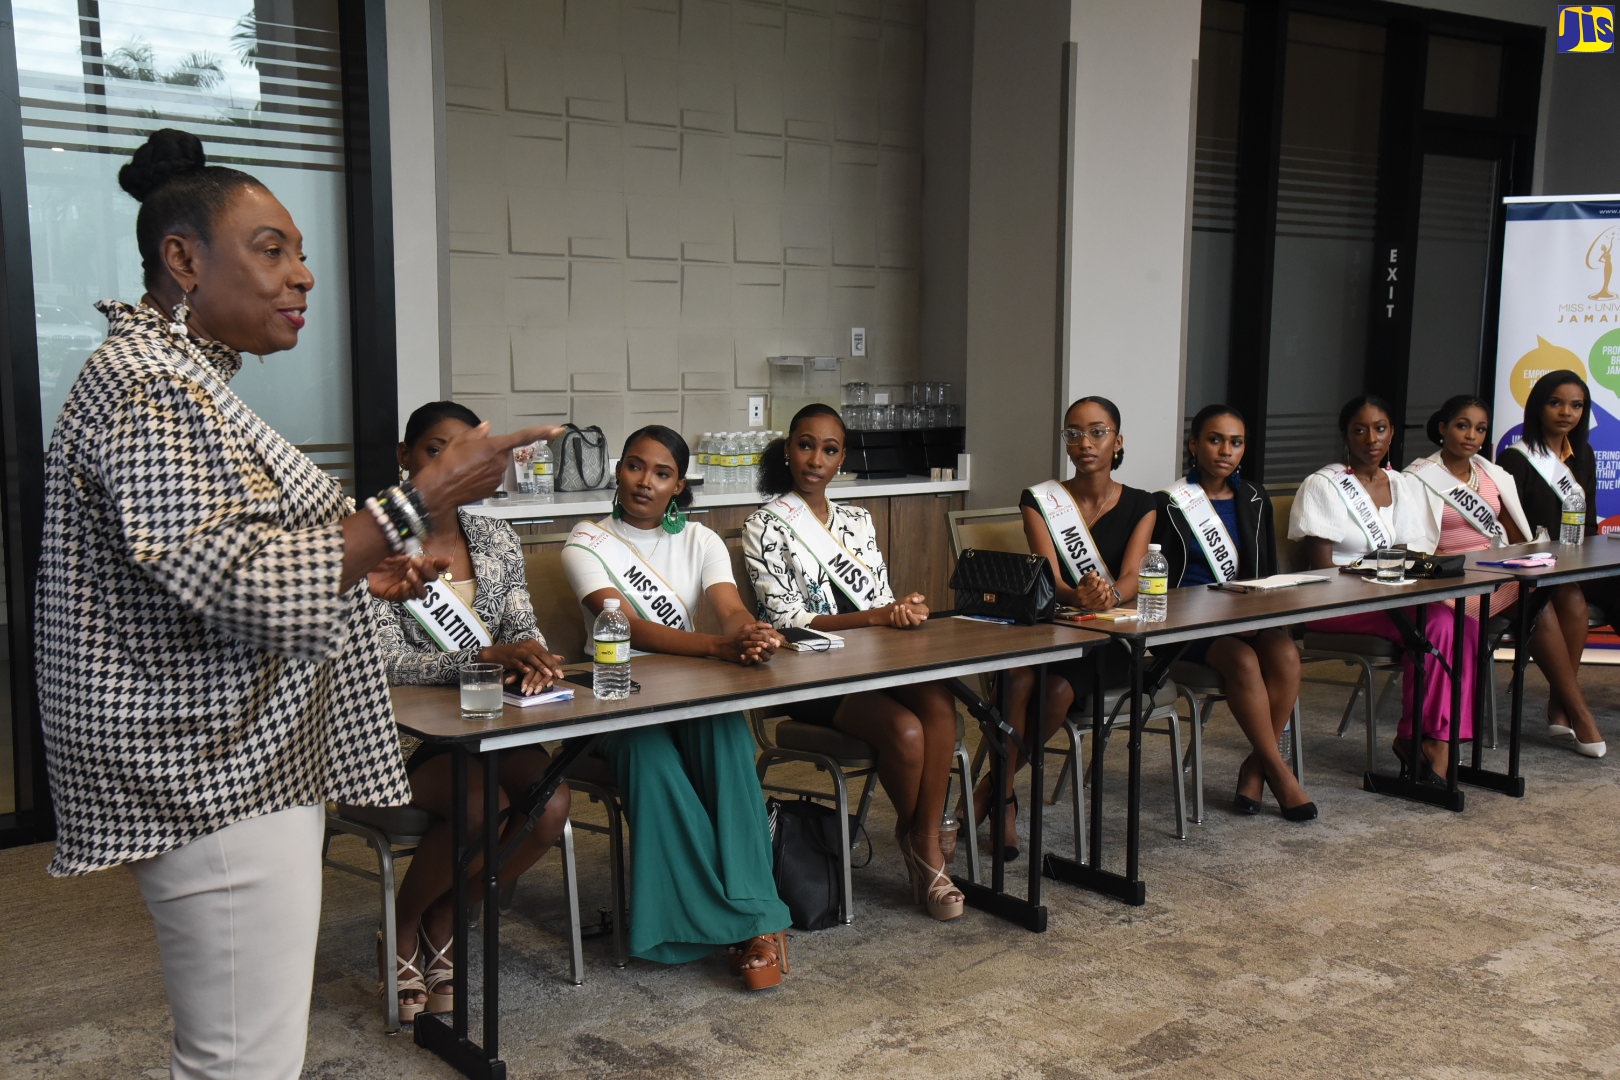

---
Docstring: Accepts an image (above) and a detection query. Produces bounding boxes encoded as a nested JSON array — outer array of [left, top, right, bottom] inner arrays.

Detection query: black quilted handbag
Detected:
[[949, 548, 1056, 625], [555, 424, 609, 491]]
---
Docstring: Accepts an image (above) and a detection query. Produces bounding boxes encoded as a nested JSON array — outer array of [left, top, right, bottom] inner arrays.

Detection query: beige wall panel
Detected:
[[679, 329, 732, 376], [450, 254, 510, 364], [829, 268, 877, 328], [680, 265, 734, 326], [623, 0, 680, 58], [510, 326, 568, 392], [879, 147, 920, 207], [680, 132, 731, 196], [625, 129, 681, 195], [569, 394, 627, 446], [680, 201, 733, 263], [781, 204, 830, 266], [733, 204, 783, 265], [565, 122, 623, 190], [507, 394, 571, 428], [679, 62, 732, 133], [784, 141, 830, 204], [779, 327, 842, 358], [783, 268, 829, 327], [879, 204, 919, 269], [733, 269, 784, 329], [733, 3, 785, 63], [561, 0, 618, 51], [444, 29, 504, 111], [628, 329, 680, 390], [681, 0, 732, 65], [625, 393, 683, 433], [501, 0, 563, 46], [503, 119, 566, 188], [733, 331, 779, 388], [682, 371, 732, 391], [831, 206, 877, 267], [563, 50, 624, 122], [876, 268, 918, 329], [625, 60, 681, 127], [569, 262, 624, 326], [735, 67, 785, 137], [509, 189, 567, 256], [505, 264, 568, 327], [451, 181, 509, 255], [564, 190, 626, 259], [831, 147, 878, 210], [626, 196, 683, 260], [624, 269, 681, 327], [681, 394, 739, 439], [732, 135, 785, 201], [784, 12, 832, 137], [567, 329, 627, 387], [505, 48, 564, 115]]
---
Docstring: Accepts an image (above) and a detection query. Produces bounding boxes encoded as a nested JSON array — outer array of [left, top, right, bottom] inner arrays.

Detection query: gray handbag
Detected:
[[555, 424, 609, 491]]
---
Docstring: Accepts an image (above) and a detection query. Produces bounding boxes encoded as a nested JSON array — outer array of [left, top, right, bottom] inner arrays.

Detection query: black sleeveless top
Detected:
[[1021, 484, 1157, 586]]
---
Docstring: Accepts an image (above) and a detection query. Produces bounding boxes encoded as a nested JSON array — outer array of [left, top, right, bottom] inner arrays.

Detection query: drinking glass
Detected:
[[1375, 548, 1405, 583], [460, 662, 505, 719]]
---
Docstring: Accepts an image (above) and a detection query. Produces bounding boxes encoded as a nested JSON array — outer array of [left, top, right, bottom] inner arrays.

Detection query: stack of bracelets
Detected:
[[364, 480, 434, 555]]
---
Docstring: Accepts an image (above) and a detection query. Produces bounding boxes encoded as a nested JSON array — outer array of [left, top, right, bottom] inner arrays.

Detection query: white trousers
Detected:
[[131, 804, 325, 1080]]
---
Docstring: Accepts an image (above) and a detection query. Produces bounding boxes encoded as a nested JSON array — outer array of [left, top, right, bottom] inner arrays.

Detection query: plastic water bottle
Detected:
[[694, 432, 714, 483], [719, 431, 742, 492], [532, 439, 554, 502], [592, 598, 632, 700], [1560, 486, 1586, 546], [1137, 543, 1169, 622]]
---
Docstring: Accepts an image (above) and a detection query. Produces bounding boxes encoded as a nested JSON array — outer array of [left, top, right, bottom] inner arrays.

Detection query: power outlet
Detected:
[[851, 327, 866, 357], [747, 394, 767, 427]]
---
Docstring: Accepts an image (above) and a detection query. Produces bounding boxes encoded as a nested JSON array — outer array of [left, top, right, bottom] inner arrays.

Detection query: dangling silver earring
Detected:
[[398, 466, 409, 482]]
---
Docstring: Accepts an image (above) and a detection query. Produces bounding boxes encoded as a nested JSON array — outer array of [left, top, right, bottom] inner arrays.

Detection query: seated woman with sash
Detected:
[[1495, 371, 1610, 757], [559, 425, 794, 989], [370, 401, 572, 1022], [986, 396, 1157, 857], [1151, 405, 1312, 820], [1288, 394, 1459, 783], [743, 403, 964, 922]]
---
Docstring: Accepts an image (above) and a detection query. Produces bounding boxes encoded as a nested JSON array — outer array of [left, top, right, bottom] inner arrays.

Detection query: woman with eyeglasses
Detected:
[[1289, 394, 1459, 783], [744, 403, 964, 921], [976, 397, 1156, 859], [1151, 405, 1312, 819], [1496, 370, 1610, 756]]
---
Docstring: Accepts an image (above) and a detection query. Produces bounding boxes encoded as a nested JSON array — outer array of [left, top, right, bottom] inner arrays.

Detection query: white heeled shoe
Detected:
[[1547, 723, 1575, 741], [1573, 738, 1607, 759]]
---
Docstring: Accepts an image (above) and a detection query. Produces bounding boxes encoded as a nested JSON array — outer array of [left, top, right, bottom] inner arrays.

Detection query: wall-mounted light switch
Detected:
[[851, 327, 866, 357]]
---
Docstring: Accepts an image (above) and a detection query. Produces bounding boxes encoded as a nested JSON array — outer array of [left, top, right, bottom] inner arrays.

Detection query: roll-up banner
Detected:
[[1493, 195, 1620, 660], [1492, 196, 1620, 530]]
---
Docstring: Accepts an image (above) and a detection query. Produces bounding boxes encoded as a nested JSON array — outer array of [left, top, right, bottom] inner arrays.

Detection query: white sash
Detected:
[[405, 579, 493, 652], [1406, 458, 1505, 545], [564, 521, 693, 630], [1029, 480, 1114, 588], [1316, 465, 1392, 551], [1164, 481, 1239, 582], [1508, 441, 1582, 506], [759, 492, 881, 610]]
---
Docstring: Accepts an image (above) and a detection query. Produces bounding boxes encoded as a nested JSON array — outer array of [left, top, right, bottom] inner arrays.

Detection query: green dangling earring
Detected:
[[611, 492, 625, 521], [661, 499, 688, 535]]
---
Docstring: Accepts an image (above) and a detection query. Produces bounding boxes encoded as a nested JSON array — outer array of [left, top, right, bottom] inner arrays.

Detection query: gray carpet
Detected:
[[7, 662, 1620, 1080]]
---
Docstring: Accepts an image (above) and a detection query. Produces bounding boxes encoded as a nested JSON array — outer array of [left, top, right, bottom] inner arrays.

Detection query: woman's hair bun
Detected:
[[118, 129, 208, 202]]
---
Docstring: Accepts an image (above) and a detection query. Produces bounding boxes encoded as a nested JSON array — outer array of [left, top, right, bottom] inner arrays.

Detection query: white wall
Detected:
[[1064, 0, 1200, 490], [386, 0, 448, 424]]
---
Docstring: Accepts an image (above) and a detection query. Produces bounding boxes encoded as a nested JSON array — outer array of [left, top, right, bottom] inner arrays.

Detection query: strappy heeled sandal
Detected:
[[376, 929, 427, 1024], [419, 928, 455, 1016], [899, 832, 965, 921], [734, 931, 789, 991]]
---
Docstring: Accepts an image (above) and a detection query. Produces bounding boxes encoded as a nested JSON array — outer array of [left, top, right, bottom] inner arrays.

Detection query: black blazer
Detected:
[[1497, 442, 1599, 538], [1152, 478, 1277, 587]]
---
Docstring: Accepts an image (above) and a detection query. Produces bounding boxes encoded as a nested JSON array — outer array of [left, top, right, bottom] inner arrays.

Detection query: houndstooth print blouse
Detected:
[[36, 301, 411, 876]]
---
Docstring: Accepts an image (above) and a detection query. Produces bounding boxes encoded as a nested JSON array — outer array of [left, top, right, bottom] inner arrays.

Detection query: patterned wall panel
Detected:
[[445, 0, 924, 448]]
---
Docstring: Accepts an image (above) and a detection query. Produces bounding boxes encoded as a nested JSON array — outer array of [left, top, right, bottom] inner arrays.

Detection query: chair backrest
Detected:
[[1269, 490, 1299, 573], [946, 506, 1029, 558], [522, 533, 587, 662]]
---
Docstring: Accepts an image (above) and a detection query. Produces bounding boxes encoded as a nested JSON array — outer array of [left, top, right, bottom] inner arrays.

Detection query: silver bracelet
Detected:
[[364, 497, 407, 555]]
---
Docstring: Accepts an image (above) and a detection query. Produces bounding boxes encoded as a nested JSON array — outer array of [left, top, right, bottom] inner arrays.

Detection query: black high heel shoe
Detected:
[[1264, 776, 1317, 822], [1232, 757, 1262, 815], [1392, 738, 1445, 787]]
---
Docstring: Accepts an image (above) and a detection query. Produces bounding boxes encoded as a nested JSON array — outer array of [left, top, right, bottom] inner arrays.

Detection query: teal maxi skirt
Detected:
[[597, 711, 791, 964]]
